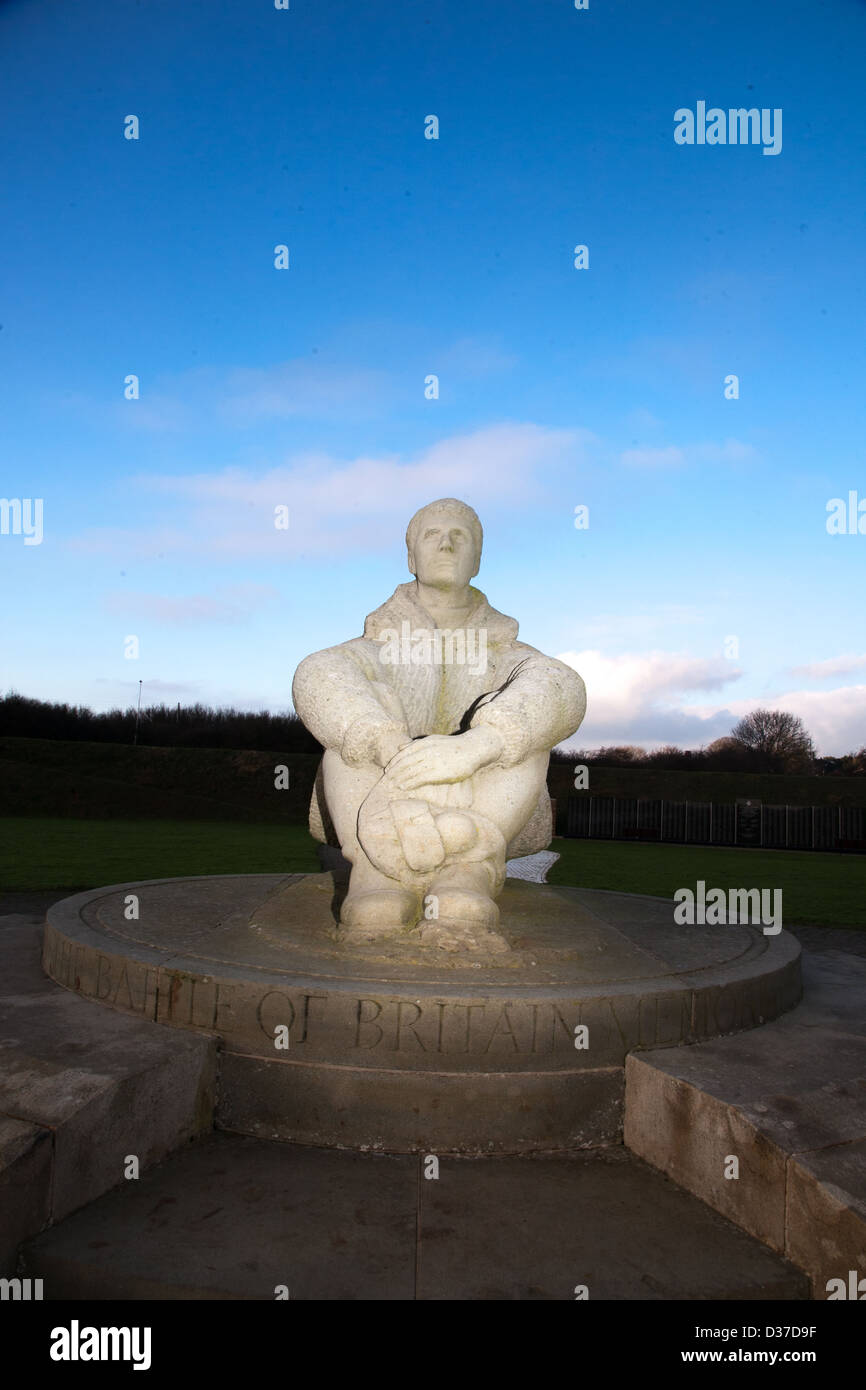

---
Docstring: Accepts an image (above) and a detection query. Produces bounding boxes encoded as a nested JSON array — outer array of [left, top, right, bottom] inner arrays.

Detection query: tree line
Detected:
[[2, 693, 862, 775], [0, 692, 322, 753], [553, 710, 865, 777]]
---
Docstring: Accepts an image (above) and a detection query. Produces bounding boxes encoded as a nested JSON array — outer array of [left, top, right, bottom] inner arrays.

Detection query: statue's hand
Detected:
[[375, 726, 413, 769], [386, 726, 503, 791]]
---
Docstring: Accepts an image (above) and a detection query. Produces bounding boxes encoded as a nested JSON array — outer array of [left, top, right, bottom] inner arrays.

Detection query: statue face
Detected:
[[409, 511, 480, 590]]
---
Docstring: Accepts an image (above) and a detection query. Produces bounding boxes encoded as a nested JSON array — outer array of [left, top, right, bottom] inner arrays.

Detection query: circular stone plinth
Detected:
[[43, 873, 802, 1154]]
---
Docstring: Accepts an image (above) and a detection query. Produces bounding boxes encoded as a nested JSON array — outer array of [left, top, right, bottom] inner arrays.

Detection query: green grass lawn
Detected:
[[0, 818, 321, 891], [1, 817, 864, 928], [548, 838, 866, 928]]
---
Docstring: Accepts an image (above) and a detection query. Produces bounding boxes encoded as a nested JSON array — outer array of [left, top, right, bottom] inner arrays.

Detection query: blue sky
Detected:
[[1, 0, 864, 753]]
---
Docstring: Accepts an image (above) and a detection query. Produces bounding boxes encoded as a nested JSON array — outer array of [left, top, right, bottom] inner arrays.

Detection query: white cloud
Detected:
[[790, 653, 866, 680], [697, 686, 866, 757], [70, 422, 593, 560], [556, 648, 744, 747], [557, 646, 864, 755]]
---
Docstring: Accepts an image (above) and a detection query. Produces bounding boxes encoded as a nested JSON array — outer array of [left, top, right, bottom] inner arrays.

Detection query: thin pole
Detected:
[[134, 680, 143, 745]]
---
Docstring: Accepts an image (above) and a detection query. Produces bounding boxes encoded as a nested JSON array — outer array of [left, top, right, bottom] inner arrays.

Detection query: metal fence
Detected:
[[565, 797, 866, 852]]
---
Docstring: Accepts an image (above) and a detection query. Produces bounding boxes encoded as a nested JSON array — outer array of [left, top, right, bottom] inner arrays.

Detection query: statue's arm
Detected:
[[292, 642, 410, 769], [468, 646, 586, 767]]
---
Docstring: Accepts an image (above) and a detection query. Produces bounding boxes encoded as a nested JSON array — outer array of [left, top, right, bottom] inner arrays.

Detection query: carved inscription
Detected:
[[256, 990, 327, 1044], [162, 972, 222, 1029], [347, 983, 791, 1056], [44, 923, 795, 1061], [356, 997, 621, 1055], [43, 934, 158, 1018]]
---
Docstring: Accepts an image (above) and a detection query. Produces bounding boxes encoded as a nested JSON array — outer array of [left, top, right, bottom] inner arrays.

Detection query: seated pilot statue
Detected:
[[292, 498, 586, 953]]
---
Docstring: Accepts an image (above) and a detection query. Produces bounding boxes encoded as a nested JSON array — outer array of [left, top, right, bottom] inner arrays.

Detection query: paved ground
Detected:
[[22, 1131, 807, 1300], [786, 924, 866, 957]]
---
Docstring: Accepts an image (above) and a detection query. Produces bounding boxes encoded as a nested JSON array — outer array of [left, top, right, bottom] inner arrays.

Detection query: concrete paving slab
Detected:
[[416, 1146, 807, 1300], [20, 1135, 807, 1301], [22, 1133, 417, 1300], [788, 928, 866, 959]]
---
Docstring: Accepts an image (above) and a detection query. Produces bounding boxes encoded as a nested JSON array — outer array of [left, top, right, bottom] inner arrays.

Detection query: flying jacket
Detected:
[[292, 581, 586, 770]]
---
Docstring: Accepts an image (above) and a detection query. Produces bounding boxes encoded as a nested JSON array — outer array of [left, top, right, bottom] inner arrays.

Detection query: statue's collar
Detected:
[[363, 581, 519, 643]]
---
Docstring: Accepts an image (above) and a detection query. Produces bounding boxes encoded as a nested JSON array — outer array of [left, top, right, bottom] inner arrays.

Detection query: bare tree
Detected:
[[703, 736, 756, 771], [730, 709, 815, 773], [594, 745, 648, 766]]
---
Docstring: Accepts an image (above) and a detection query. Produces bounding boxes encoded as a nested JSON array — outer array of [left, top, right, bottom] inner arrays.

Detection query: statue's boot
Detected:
[[339, 854, 421, 944], [417, 861, 510, 955], [340, 886, 420, 943]]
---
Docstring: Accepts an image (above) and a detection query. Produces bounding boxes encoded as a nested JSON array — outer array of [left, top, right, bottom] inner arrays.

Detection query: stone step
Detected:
[[20, 1130, 807, 1300], [624, 951, 866, 1297], [0, 914, 217, 1273]]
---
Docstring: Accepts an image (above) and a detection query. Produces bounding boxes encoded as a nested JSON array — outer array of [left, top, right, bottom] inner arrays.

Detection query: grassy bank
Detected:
[[547, 837, 866, 928], [0, 818, 321, 890], [0, 736, 320, 822], [2, 816, 863, 926]]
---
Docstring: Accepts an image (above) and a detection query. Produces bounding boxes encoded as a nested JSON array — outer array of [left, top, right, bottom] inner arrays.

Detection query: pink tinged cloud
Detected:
[[790, 653, 866, 680]]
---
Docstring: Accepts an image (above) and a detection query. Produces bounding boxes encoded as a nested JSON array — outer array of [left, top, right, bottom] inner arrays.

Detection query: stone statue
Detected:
[[292, 499, 586, 952]]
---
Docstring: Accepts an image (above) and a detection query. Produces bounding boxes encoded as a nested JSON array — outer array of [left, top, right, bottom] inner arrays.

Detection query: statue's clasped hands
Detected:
[[385, 725, 503, 792]]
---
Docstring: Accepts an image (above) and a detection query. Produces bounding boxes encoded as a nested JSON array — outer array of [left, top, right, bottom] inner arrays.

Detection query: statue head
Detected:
[[406, 498, 483, 592]]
